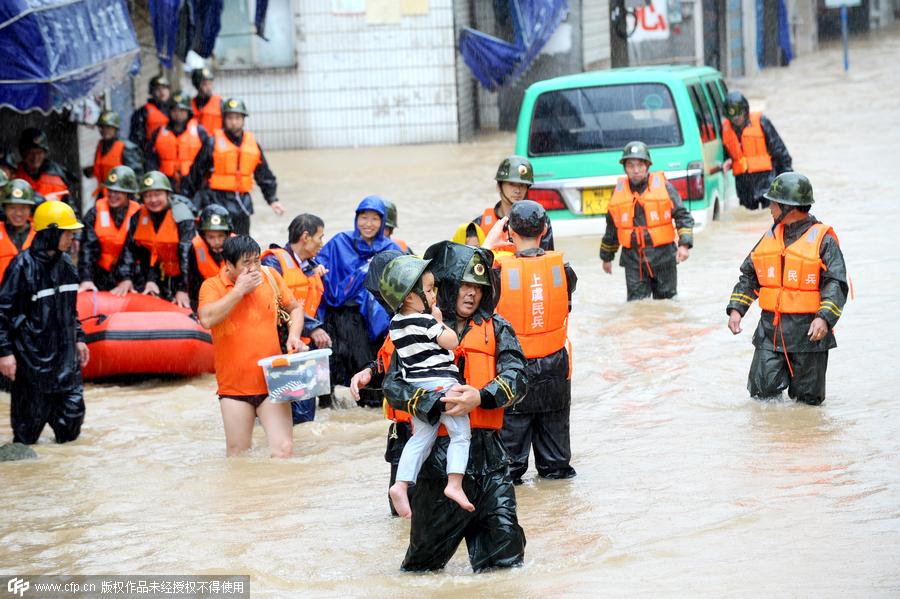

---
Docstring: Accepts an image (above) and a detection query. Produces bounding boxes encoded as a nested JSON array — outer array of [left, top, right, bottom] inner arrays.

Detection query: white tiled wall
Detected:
[[213, 0, 461, 150], [582, 0, 611, 70]]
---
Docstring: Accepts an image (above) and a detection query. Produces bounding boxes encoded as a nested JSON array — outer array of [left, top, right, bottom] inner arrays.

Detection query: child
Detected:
[[379, 255, 474, 518]]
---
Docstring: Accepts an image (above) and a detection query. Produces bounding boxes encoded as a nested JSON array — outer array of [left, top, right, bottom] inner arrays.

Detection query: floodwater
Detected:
[[3, 28, 900, 598]]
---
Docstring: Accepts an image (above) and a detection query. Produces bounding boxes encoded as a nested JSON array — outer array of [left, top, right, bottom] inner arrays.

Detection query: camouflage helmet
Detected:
[[97, 110, 121, 129], [2, 178, 36, 206], [103, 165, 139, 194], [379, 255, 431, 312], [139, 170, 173, 194], [191, 67, 215, 89], [495, 155, 534, 186], [223, 98, 249, 116], [383, 199, 398, 229], [620, 141, 652, 165], [508, 199, 547, 238], [149, 75, 171, 93], [365, 249, 406, 313], [763, 172, 815, 206], [461, 251, 490, 287], [19, 128, 50, 154], [199, 204, 233, 232], [170, 91, 193, 113], [724, 91, 749, 119]]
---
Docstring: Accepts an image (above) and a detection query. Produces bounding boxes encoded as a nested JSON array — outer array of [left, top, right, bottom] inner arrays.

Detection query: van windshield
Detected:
[[528, 83, 683, 156]]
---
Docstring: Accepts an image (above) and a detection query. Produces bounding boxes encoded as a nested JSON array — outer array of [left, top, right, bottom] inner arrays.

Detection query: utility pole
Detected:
[[610, 0, 630, 67]]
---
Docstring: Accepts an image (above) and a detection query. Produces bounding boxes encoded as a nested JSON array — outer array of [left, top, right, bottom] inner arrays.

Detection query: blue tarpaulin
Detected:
[[459, 29, 523, 90], [190, 0, 224, 58], [150, 0, 182, 68], [459, 0, 568, 91], [509, 0, 569, 79], [255, 0, 270, 40], [0, 0, 140, 113]]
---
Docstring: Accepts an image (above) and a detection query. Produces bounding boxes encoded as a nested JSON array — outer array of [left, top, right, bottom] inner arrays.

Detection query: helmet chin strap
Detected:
[[772, 203, 793, 230], [415, 288, 431, 314]]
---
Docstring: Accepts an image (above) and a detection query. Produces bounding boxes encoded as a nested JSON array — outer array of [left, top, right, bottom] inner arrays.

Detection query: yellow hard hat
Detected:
[[33, 200, 84, 231]]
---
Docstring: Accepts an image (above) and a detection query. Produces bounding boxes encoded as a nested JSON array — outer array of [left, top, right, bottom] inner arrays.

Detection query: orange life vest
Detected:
[[94, 198, 141, 272], [192, 235, 222, 280], [480, 207, 499, 235], [441, 318, 504, 433], [15, 165, 68, 200], [155, 121, 203, 185], [259, 248, 324, 318], [379, 336, 413, 424], [0, 222, 35, 281], [93, 140, 124, 195], [495, 251, 568, 359], [722, 112, 774, 176], [192, 95, 223, 134], [385, 318, 504, 432], [209, 130, 261, 193], [132, 207, 181, 277], [393, 238, 409, 253], [145, 102, 170, 140], [750, 222, 835, 318], [607, 172, 676, 249]]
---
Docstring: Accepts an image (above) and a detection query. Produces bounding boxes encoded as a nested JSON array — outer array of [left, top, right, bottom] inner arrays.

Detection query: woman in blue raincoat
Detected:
[[316, 196, 400, 405]]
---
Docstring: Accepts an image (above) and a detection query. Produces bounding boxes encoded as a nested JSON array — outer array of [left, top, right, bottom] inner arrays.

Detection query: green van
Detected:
[[515, 65, 737, 236]]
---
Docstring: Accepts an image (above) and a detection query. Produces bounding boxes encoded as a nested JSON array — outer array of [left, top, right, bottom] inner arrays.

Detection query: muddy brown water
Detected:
[[2, 29, 899, 597]]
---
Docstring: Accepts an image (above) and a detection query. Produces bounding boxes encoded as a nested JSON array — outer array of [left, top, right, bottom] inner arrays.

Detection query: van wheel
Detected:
[[713, 200, 721, 221]]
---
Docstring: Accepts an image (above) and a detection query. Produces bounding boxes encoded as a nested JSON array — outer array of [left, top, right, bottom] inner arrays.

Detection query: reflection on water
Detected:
[[3, 29, 900, 597]]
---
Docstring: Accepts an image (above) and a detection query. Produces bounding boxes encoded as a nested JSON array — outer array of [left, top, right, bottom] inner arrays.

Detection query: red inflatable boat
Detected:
[[77, 291, 214, 380]]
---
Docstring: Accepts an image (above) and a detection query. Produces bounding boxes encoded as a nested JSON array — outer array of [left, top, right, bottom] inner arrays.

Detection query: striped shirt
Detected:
[[389, 313, 460, 383]]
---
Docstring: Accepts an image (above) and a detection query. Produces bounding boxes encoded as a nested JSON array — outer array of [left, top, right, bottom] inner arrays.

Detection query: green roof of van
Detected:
[[524, 65, 723, 95]]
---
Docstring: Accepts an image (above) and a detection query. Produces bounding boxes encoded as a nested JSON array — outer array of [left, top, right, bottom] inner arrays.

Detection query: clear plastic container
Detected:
[[258, 348, 332, 403]]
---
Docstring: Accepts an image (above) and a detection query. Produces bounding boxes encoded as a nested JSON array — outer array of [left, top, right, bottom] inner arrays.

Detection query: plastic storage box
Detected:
[[258, 348, 332, 403]]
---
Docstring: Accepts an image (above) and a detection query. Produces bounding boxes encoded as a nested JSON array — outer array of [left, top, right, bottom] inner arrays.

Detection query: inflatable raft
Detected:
[[77, 291, 214, 380]]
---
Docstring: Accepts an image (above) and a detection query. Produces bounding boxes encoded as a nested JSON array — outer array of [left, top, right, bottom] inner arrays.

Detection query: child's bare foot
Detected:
[[389, 482, 412, 519], [444, 483, 475, 512]]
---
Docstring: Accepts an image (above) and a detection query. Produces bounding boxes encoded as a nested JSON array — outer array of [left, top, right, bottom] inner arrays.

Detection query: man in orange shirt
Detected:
[[198, 235, 307, 458]]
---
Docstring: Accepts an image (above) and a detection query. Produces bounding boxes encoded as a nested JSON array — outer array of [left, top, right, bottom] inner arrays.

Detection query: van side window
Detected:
[[688, 86, 711, 143], [704, 81, 725, 135], [689, 85, 717, 142], [717, 79, 728, 96]]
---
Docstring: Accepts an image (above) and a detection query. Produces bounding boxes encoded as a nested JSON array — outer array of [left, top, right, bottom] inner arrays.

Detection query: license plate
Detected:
[[581, 187, 613, 215]]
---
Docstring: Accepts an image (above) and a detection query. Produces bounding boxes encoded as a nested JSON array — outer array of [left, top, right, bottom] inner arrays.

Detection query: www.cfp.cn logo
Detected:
[[7, 578, 29, 597]]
